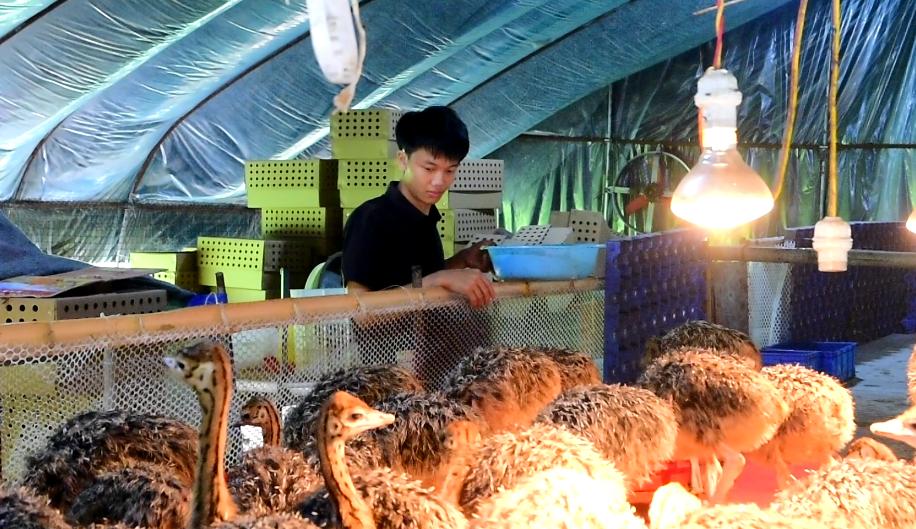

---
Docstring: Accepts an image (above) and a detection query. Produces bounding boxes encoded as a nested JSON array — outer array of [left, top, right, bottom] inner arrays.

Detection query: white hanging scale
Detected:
[[307, 0, 360, 85]]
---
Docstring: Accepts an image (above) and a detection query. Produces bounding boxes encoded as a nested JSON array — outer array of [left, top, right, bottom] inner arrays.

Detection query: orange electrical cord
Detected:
[[827, 0, 841, 217], [713, 0, 726, 68], [772, 0, 809, 201]]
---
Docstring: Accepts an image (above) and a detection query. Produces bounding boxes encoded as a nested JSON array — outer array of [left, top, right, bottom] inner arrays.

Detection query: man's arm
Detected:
[[444, 240, 494, 272]]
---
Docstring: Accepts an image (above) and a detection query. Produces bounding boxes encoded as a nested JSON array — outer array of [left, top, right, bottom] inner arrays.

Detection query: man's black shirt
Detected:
[[341, 181, 445, 291]]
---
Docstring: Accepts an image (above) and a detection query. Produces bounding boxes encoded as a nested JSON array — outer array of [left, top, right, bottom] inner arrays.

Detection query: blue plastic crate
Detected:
[[762, 341, 856, 381], [761, 348, 819, 371]]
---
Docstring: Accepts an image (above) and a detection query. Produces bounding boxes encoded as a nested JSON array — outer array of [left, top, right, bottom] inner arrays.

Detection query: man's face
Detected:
[[398, 148, 459, 207]]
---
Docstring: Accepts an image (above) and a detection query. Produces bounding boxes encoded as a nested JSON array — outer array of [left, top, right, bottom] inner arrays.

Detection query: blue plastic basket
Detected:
[[761, 341, 856, 381], [487, 244, 604, 281], [761, 349, 819, 371]]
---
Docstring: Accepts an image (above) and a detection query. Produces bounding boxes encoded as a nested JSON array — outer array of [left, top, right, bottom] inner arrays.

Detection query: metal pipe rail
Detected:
[[708, 245, 916, 269]]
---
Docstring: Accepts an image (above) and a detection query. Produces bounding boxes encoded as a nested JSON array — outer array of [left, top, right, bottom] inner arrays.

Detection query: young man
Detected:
[[341, 106, 496, 307]]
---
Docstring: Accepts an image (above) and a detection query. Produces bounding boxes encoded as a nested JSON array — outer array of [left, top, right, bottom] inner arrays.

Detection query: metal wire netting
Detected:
[[0, 285, 604, 484]]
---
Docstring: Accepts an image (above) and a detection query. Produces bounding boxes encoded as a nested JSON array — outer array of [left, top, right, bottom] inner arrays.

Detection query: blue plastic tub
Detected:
[[761, 341, 857, 381], [761, 349, 819, 371], [487, 244, 604, 281]]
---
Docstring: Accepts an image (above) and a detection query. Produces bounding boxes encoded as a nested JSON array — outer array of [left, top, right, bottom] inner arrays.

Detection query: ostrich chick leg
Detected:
[[709, 445, 744, 504], [689, 457, 705, 495], [703, 455, 722, 499]]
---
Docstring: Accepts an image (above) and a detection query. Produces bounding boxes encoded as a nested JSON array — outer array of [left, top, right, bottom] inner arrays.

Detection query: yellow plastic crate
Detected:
[[342, 208, 496, 244], [331, 138, 399, 160], [129, 250, 197, 273], [330, 108, 403, 139], [244, 160, 339, 208], [154, 270, 200, 291], [1, 290, 168, 323], [197, 237, 311, 289], [337, 159, 504, 209], [260, 207, 343, 239]]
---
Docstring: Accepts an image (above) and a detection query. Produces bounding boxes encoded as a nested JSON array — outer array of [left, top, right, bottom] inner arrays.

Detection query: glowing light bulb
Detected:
[[671, 67, 774, 230], [907, 208, 916, 234]]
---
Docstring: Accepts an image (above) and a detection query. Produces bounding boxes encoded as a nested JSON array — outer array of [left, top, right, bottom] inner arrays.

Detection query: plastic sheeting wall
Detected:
[[2, 0, 914, 264], [494, 0, 916, 231]]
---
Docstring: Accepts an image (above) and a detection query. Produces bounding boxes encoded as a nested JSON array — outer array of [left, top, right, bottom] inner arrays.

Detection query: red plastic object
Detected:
[[630, 460, 693, 504]]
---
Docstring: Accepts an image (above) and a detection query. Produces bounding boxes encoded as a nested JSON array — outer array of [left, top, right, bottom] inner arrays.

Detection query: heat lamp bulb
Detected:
[[907, 208, 916, 234], [671, 67, 774, 230]]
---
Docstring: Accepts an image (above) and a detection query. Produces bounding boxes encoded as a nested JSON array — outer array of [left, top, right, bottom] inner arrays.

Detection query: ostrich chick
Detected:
[[363, 391, 487, 492], [229, 395, 323, 515], [458, 423, 626, 515], [22, 408, 197, 511], [470, 468, 644, 529], [644, 320, 762, 370], [443, 346, 563, 433], [235, 396, 283, 447], [67, 463, 190, 529], [771, 457, 916, 529], [648, 483, 826, 529], [909, 344, 916, 405], [297, 391, 469, 529], [283, 365, 424, 451], [436, 421, 482, 506], [871, 404, 916, 458], [746, 363, 855, 488], [845, 437, 900, 462], [638, 348, 789, 503], [536, 383, 677, 487], [538, 347, 602, 391], [0, 487, 71, 529]]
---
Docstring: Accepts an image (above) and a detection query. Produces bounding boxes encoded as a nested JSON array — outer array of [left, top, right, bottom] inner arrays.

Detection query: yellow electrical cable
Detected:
[[772, 0, 809, 201], [827, 0, 841, 217]]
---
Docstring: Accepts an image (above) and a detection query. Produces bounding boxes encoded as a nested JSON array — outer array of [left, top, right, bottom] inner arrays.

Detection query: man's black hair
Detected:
[[395, 106, 470, 162]]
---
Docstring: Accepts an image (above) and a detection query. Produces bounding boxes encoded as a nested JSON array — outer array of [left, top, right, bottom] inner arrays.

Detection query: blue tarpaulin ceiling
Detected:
[[0, 0, 914, 262]]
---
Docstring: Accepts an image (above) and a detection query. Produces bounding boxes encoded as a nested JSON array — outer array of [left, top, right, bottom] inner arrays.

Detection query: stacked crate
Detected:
[[206, 159, 341, 301], [603, 229, 708, 383], [786, 221, 912, 342], [196, 237, 311, 302], [129, 250, 200, 292], [332, 109, 503, 258]]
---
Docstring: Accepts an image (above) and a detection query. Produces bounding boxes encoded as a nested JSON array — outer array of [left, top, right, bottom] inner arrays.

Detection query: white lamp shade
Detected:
[[670, 148, 775, 230], [812, 216, 853, 272]]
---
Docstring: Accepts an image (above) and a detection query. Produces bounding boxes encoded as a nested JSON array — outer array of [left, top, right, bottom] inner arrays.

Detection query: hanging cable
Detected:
[[827, 0, 841, 217], [713, 0, 726, 68], [699, 0, 727, 147], [772, 0, 809, 201]]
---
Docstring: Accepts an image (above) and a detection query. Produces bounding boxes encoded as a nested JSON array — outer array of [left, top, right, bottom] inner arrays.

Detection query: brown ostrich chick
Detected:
[[644, 320, 762, 370], [638, 348, 789, 503], [746, 363, 855, 489]]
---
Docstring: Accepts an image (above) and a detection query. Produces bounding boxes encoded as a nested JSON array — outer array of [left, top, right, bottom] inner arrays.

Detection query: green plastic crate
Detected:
[[244, 160, 339, 208], [331, 138, 399, 160], [260, 207, 343, 238], [330, 108, 403, 139], [197, 237, 311, 289]]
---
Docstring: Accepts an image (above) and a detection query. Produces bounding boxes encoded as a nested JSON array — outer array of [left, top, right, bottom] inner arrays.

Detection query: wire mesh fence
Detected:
[[0, 282, 604, 484]]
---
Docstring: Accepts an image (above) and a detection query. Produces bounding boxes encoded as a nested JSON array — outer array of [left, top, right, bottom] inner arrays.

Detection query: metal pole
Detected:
[[708, 245, 916, 269]]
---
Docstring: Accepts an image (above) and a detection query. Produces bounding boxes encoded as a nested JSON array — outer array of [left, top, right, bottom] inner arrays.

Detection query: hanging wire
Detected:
[[699, 0, 727, 147], [827, 0, 841, 217], [772, 0, 809, 201], [713, 0, 726, 69]]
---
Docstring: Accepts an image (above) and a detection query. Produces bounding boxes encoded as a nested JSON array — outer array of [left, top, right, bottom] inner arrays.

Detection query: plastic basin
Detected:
[[486, 244, 604, 281]]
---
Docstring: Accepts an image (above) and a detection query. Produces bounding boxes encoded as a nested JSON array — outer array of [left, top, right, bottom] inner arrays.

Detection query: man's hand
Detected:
[[424, 268, 496, 308], [445, 240, 495, 273]]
